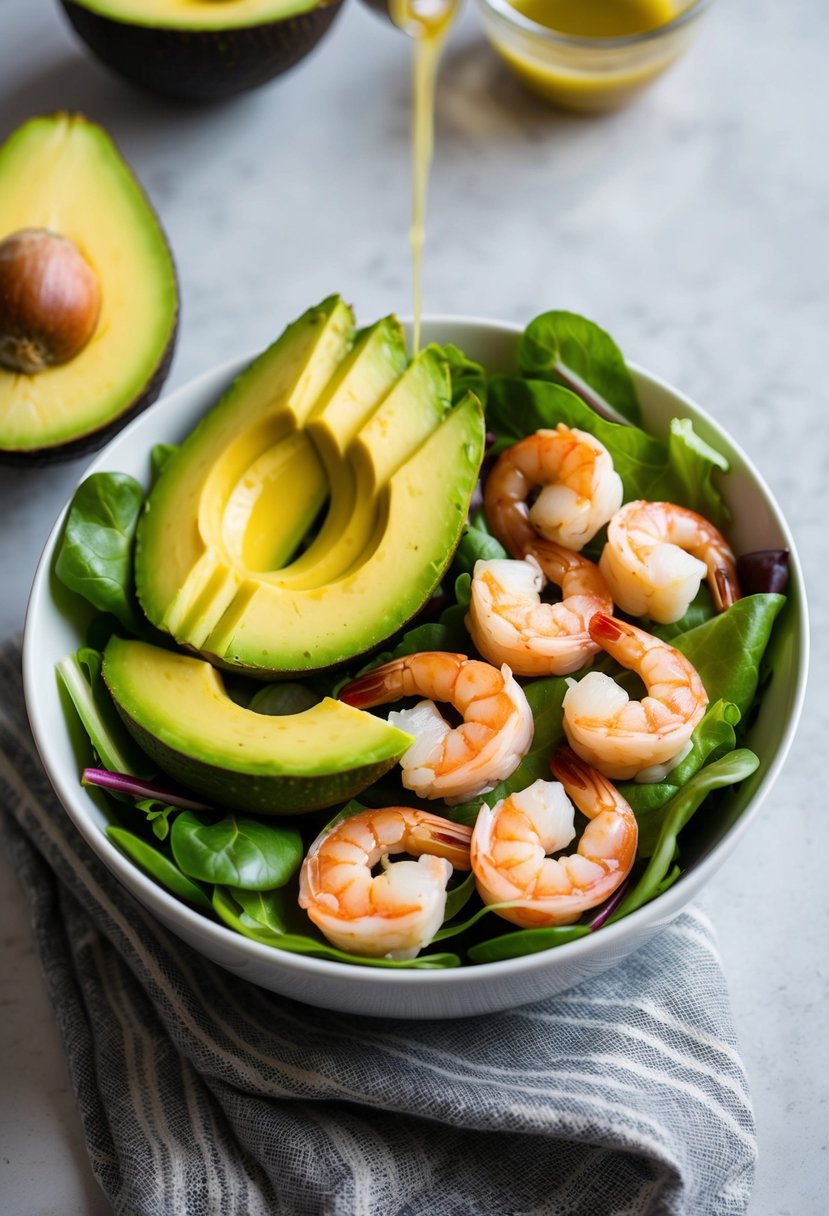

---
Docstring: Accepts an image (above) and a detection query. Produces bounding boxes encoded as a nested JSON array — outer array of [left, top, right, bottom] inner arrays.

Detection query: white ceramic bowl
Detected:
[[23, 317, 808, 1019]]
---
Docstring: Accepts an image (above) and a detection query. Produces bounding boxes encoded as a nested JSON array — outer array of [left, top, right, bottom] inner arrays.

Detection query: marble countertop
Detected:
[[1, 0, 826, 1211]]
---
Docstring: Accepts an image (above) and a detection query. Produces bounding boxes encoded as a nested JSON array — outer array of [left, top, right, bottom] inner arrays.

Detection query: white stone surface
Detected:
[[0, 0, 826, 1211]]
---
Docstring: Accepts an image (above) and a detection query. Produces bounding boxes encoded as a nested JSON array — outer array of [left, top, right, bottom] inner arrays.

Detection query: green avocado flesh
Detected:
[[102, 637, 414, 814], [66, 0, 322, 29], [0, 114, 177, 456], [135, 295, 486, 675]]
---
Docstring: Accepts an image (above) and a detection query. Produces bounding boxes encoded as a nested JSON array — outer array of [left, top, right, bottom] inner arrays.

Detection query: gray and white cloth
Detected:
[[0, 640, 756, 1216]]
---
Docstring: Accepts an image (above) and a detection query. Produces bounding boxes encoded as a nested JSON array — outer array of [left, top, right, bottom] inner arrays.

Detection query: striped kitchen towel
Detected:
[[0, 640, 757, 1216]]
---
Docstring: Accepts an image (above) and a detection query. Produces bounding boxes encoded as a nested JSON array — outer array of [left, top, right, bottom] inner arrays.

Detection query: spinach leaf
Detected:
[[54, 472, 145, 632], [610, 749, 760, 921], [107, 827, 212, 911], [170, 812, 303, 890], [248, 683, 321, 716], [468, 924, 591, 964], [212, 886, 461, 969], [452, 524, 508, 577], [518, 310, 642, 426], [57, 648, 154, 777]]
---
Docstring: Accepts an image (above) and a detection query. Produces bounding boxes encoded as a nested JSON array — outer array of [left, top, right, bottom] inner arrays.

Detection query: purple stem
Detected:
[[82, 768, 213, 811], [589, 877, 631, 932]]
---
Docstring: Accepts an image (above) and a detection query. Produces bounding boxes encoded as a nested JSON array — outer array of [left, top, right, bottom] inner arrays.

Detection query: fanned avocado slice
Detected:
[[135, 297, 486, 676], [0, 113, 177, 462], [61, 0, 347, 102]]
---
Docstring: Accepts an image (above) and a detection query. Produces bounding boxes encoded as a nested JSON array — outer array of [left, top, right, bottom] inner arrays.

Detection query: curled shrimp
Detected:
[[339, 652, 534, 802], [562, 613, 708, 780], [466, 547, 612, 676], [471, 748, 638, 928], [298, 807, 472, 959], [599, 499, 741, 624], [484, 423, 623, 555]]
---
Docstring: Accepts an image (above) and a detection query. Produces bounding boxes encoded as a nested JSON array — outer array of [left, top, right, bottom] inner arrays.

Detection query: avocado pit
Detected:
[[0, 228, 101, 374]]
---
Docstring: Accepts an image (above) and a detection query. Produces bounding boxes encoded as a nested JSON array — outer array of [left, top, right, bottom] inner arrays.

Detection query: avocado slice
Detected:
[[0, 114, 177, 461], [275, 340, 451, 590], [101, 637, 414, 815], [61, 0, 347, 102], [136, 297, 486, 675], [136, 293, 354, 628], [207, 391, 486, 673]]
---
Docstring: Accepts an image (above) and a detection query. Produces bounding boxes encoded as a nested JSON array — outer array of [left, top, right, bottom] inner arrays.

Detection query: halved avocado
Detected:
[[61, 0, 347, 102], [102, 636, 414, 814], [0, 114, 177, 462], [135, 296, 486, 675]]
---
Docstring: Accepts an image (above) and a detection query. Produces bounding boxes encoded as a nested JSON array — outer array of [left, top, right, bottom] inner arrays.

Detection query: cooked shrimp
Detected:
[[599, 499, 741, 624], [298, 807, 472, 959], [470, 748, 638, 928], [484, 423, 623, 555], [466, 547, 612, 676], [339, 652, 534, 802], [563, 613, 708, 781]]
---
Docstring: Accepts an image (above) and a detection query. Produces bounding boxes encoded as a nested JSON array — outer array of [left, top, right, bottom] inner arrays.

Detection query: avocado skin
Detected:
[[112, 703, 403, 816], [60, 1, 347, 102], [0, 317, 177, 466]]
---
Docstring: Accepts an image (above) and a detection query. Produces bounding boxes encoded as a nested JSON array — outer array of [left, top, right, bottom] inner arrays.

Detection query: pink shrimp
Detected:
[[339, 652, 534, 802], [470, 748, 638, 928], [299, 807, 472, 959]]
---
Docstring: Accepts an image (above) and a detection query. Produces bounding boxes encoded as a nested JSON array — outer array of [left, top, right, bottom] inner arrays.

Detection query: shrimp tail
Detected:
[[713, 564, 741, 613], [339, 667, 395, 709], [588, 612, 622, 644], [409, 817, 473, 869], [549, 745, 589, 789]]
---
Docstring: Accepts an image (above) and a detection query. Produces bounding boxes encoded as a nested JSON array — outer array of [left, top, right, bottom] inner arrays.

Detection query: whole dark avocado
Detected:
[[60, 0, 347, 102], [0, 113, 178, 463]]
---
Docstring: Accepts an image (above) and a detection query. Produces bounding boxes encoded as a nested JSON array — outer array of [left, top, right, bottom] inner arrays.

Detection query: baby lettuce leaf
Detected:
[[437, 343, 488, 407], [610, 749, 760, 921], [57, 647, 154, 777], [623, 700, 742, 855], [106, 827, 213, 911], [134, 798, 177, 842], [171, 812, 303, 890], [517, 310, 642, 426], [670, 593, 785, 718], [667, 418, 731, 529], [485, 376, 731, 526], [54, 472, 145, 632], [212, 886, 461, 969], [150, 443, 178, 485]]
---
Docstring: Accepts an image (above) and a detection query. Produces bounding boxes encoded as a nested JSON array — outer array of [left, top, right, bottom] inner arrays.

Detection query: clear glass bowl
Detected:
[[475, 0, 715, 113]]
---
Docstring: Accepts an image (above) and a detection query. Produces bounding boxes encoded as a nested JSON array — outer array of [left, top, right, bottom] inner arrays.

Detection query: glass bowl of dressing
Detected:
[[475, 0, 715, 112]]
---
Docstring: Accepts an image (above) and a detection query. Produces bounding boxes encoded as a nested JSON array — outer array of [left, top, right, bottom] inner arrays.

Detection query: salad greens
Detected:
[[53, 307, 787, 970], [54, 471, 145, 633]]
